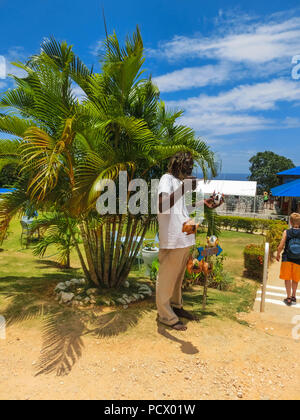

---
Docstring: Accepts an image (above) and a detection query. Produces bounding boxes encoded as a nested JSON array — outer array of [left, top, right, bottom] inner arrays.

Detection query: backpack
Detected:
[[287, 236, 300, 260]]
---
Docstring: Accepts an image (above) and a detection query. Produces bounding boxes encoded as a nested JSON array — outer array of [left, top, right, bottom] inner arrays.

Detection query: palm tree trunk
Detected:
[[110, 214, 126, 285], [98, 224, 105, 281], [66, 217, 91, 282], [118, 220, 149, 286], [79, 222, 99, 286], [117, 216, 139, 281], [103, 218, 112, 287]]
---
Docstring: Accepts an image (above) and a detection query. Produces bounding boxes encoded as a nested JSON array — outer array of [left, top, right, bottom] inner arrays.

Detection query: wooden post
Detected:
[[202, 257, 209, 310], [288, 197, 292, 216], [260, 242, 270, 313]]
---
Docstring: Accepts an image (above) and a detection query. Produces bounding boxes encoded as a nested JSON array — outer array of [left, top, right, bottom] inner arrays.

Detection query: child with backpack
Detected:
[[277, 213, 300, 306]]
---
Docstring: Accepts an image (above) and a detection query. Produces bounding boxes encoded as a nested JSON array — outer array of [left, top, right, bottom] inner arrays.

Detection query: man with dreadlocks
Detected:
[[157, 152, 221, 330]]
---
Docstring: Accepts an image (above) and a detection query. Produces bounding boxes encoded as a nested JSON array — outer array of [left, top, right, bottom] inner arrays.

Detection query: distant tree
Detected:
[[249, 151, 295, 194]]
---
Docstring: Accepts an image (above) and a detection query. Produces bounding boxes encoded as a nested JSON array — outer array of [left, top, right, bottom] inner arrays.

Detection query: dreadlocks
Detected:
[[168, 152, 193, 179]]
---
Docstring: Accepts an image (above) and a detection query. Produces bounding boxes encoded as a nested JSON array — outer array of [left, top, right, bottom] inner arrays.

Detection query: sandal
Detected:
[[173, 307, 200, 321], [284, 298, 292, 306], [291, 296, 297, 305], [169, 321, 187, 331]]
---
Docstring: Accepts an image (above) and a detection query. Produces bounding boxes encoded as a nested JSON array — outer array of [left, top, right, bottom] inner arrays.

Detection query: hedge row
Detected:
[[243, 219, 288, 280], [266, 221, 288, 256], [219, 215, 287, 234], [244, 244, 265, 280]]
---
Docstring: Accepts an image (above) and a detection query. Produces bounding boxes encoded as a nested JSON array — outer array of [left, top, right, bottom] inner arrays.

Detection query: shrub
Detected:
[[266, 221, 287, 257], [208, 254, 234, 291], [244, 244, 265, 280], [218, 216, 287, 235]]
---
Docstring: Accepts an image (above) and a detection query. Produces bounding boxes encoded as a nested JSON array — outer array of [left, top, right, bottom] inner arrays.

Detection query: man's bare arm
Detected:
[[158, 177, 197, 213], [276, 230, 287, 262]]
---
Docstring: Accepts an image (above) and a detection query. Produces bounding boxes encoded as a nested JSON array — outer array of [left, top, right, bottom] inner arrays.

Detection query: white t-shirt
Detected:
[[157, 173, 195, 249]]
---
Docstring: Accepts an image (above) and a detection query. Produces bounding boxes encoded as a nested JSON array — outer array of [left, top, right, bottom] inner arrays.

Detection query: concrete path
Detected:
[[254, 260, 300, 324]]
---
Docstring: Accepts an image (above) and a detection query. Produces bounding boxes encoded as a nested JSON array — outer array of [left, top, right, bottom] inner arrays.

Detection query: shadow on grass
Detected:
[[36, 259, 82, 273], [0, 274, 155, 376]]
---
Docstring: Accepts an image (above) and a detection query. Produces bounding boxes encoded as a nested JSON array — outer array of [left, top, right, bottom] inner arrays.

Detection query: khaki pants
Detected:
[[156, 246, 191, 326]]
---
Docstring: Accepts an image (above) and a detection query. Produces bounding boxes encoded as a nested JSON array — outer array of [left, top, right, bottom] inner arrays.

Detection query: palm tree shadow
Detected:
[[86, 303, 154, 338], [1, 273, 156, 376], [156, 322, 199, 355], [36, 310, 85, 376]]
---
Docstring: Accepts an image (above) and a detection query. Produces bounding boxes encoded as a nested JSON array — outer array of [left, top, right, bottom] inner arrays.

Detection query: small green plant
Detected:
[[150, 257, 159, 282], [209, 254, 234, 291], [32, 212, 80, 268], [143, 241, 158, 251]]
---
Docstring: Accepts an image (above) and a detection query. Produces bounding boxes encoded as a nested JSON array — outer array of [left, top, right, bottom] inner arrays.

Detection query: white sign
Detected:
[[196, 180, 257, 197]]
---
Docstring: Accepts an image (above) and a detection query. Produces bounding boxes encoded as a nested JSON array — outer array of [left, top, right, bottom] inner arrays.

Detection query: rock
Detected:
[[123, 305, 128, 309], [138, 284, 152, 292], [74, 295, 83, 301], [83, 297, 90, 304], [138, 285, 152, 296], [86, 288, 98, 296], [124, 281, 130, 288], [237, 392, 243, 399], [70, 279, 82, 286], [55, 283, 67, 292], [122, 294, 131, 304], [65, 281, 72, 288], [59, 292, 75, 304], [117, 298, 127, 305]]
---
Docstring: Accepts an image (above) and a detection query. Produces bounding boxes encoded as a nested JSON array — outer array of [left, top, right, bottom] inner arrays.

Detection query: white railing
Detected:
[[260, 242, 270, 313]]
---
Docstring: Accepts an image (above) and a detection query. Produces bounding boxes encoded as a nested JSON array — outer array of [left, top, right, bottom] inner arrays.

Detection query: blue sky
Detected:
[[1, 0, 300, 173]]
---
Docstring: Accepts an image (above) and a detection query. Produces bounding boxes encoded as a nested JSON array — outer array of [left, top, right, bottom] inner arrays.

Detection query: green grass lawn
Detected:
[[0, 217, 264, 332]]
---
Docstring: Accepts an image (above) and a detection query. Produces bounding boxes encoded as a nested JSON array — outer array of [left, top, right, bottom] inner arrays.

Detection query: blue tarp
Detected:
[[271, 179, 300, 197], [277, 166, 300, 176]]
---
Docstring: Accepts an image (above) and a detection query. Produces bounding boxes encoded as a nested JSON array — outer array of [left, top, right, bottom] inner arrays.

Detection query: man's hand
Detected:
[[182, 219, 199, 235], [204, 194, 225, 209]]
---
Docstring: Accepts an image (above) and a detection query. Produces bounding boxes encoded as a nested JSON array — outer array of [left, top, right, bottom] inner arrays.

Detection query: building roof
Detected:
[[196, 180, 257, 197], [277, 166, 300, 176], [271, 178, 300, 197]]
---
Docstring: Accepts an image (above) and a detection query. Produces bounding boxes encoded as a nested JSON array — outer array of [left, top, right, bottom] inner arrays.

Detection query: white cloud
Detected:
[[168, 79, 300, 136], [153, 63, 232, 92], [149, 11, 300, 92], [152, 15, 300, 64], [72, 84, 85, 103], [170, 79, 300, 112], [0, 47, 28, 80]]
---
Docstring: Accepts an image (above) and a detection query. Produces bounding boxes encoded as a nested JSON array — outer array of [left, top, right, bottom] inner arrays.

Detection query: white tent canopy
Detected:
[[196, 180, 257, 197]]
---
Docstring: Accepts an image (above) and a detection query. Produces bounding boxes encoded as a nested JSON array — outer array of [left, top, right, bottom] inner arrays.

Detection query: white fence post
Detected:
[[260, 242, 270, 313]]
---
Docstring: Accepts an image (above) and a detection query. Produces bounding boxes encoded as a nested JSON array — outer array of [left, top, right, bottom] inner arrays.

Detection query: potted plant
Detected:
[[142, 240, 159, 275]]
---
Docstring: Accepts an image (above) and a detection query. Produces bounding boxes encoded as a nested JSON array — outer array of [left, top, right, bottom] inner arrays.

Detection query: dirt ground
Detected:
[[0, 308, 299, 401]]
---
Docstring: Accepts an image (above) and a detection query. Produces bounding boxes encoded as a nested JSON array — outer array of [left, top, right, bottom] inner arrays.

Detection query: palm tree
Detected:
[[31, 211, 80, 268], [0, 27, 217, 288]]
